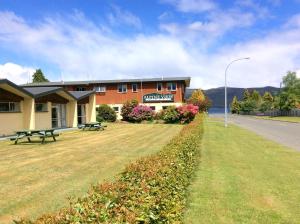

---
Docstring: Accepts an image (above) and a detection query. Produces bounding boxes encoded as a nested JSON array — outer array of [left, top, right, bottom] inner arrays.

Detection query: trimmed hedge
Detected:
[[16, 115, 204, 224]]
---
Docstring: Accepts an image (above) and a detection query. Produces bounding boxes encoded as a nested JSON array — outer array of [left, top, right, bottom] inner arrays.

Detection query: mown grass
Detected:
[[254, 116, 300, 123], [0, 123, 182, 223], [184, 118, 300, 224]]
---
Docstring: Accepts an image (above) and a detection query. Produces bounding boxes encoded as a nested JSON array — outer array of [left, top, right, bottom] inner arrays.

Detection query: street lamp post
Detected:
[[225, 57, 250, 127]]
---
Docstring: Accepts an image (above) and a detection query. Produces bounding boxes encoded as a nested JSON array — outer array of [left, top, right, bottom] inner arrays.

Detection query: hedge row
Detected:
[[17, 115, 204, 224]]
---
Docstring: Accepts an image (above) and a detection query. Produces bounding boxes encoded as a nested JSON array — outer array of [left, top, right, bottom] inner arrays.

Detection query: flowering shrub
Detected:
[[121, 99, 138, 121], [128, 105, 154, 122], [177, 104, 199, 124], [162, 104, 199, 124]]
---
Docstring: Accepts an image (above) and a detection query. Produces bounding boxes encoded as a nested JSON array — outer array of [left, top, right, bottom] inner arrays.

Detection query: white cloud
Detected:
[[0, 62, 35, 84], [161, 0, 217, 13], [0, 10, 300, 89], [107, 5, 142, 29]]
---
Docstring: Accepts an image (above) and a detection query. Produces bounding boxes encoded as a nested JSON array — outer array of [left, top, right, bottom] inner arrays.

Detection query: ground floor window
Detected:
[[78, 104, 86, 125], [162, 106, 169, 110], [113, 106, 119, 113], [150, 106, 156, 111], [35, 103, 48, 112], [0, 102, 20, 112]]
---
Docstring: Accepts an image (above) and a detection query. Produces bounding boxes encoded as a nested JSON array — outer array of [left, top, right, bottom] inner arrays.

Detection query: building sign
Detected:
[[143, 93, 174, 103]]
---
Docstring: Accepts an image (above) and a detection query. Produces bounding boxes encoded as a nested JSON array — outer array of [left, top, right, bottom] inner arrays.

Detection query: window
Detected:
[[167, 82, 177, 91], [157, 82, 163, 91], [76, 87, 86, 91], [0, 102, 20, 112], [132, 83, 138, 92], [113, 106, 119, 113], [94, 86, 106, 92], [150, 106, 156, 111], [162, 106, 169, 110], [118, 84, 127, 93], [35, 103, 48, 112]]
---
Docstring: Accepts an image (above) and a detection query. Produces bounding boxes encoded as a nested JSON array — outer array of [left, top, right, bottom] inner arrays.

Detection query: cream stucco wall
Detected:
[[35, 102, 52, 130], [66, 101, 77, 127], [0, 101, 24, 136], [86, 94, 96, 122], [23, 98, 35, 130]]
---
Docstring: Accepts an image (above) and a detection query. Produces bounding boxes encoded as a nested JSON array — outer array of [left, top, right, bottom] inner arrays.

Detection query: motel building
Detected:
[[0, 77, 190, 136]]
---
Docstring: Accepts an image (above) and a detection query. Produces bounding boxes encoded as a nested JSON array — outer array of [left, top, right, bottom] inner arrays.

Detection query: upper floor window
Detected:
[[94, 86, 106, 93], [118, 84, 127, 93], [35, 103, 48, 112], [76, 87, 86, 91], [167, 82, 177, 91], [0, 102, 21, 112], [132, 83, 138, 92], [157, 82, 163, 91]]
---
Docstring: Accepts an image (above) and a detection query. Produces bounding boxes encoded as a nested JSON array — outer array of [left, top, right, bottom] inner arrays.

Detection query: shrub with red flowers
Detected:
[[162, 104, 199, 124], [177, 104, 199, 123], [128, 105, 154, 122]]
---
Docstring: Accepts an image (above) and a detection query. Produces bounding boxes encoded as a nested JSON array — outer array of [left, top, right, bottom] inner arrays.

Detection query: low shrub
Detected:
[[128, 105, 154, 122], [17, 115, 204, 224], [121, 99, 138, 121], [162, 104, 199, 124], [97, 104, 117, 122]]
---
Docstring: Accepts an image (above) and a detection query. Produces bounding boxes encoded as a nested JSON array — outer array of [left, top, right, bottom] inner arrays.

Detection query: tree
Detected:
[[282, 71, 300, 101], [32, 69, 49, 83], [187, 89, 211, 112], [262, 91, 273, 103], [274, 92, 297, 111], [259, 92, 274, 112], [243, 89, 251, 101], [251, 90, 261, 102], [240, 100, 256, 114], [230, 96, 241, 114]]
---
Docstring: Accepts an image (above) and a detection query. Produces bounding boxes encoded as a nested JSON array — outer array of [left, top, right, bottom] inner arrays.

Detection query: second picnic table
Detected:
[[81, 122, 105, 131], [11, 129, 59, 144]]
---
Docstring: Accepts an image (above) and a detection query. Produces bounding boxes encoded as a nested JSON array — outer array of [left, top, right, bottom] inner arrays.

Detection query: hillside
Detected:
[[185, 86, 279, 108]]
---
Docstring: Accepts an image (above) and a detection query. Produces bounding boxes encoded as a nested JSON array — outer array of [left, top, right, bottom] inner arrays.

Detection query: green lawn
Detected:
[[254, 116, 300, 123], [184, 118, 300, 224], [0, 123, 182, 223]]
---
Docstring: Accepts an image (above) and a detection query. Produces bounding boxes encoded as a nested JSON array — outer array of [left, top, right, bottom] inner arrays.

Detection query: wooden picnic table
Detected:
[[80, 122, 105, 131], [11, 129, 59, 144]]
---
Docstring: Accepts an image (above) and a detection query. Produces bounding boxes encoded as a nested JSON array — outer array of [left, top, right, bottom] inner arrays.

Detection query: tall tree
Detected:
[[187, 89, 211, 112], [282, 71, 300, 100], [262, 91, 273, 103], [243, 89, 251, 101], [230, 96, 241, 114], [260, 91, 274, 112], [251, 90, 261, 102], [32, 69, 49, 83]]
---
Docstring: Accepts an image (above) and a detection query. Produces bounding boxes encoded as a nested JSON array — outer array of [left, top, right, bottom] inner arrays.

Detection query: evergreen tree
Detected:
[[32, 69, 49, 83], [251, 90, 261, 102], [230, 96, 240, 114], [262, 91, 273, 103], [243, 89, 251, 101]]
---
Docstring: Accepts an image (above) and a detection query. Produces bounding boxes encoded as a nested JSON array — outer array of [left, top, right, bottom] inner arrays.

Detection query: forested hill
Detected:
[[185, 86, 279, 108]]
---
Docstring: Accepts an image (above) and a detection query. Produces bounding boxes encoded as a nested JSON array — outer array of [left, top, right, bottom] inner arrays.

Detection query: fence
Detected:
[[263, 109, 300, 117]]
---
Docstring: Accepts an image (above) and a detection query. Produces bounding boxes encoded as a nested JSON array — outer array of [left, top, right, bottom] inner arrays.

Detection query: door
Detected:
[[52, 104, 67, 128], [77, 104, 86, 125]]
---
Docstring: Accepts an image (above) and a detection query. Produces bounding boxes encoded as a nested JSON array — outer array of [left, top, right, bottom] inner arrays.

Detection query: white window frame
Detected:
[[157, 82, 163, 91], [167, 82, 177, 91], [76, 87, 86, 91], [117, 84, 127, 93], [112, 106, 119, 113], [132, 83, 138, 92], [0, 102, 21, 112], [94, 86, 106, 93]]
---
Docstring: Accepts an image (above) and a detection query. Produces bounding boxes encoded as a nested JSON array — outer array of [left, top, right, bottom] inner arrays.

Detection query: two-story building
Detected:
[[23, 77, 191, 118]]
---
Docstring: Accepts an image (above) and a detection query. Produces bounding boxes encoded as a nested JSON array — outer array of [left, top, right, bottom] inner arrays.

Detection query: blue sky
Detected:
[[0, 0, 300, 88]]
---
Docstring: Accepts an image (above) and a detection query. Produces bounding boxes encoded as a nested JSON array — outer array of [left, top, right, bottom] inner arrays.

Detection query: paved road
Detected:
[[211, 114, 300, 151]]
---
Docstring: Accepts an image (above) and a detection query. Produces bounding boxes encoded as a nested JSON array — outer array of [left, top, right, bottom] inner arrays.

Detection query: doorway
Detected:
[[77, 104, 86, 125], [51, 104, 67, 128]]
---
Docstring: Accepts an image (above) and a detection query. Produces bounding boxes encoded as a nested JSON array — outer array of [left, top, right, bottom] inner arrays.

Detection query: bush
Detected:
[[121, 99, 138, 121], [97, 104, 117, 122], [177, 104, 199, 124], [162, 106, 180, 123], [16, 115, 204, 224], [162, 104, 199, 124], [128, 105, 154, 122]]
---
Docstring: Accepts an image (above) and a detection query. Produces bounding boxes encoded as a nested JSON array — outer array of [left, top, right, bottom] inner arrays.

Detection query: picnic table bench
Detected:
[[79, 122, 106, 131], [10, 129, 59, 144]]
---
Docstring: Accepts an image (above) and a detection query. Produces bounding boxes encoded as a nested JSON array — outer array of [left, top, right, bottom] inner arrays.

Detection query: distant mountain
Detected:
[[185, 86, 280, 108]]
